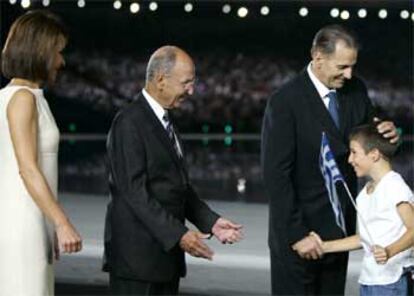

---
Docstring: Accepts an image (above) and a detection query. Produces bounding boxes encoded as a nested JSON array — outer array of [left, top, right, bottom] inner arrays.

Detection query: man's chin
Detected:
[[333, 80, 345, 88], [173, 99, 185, 108], [173, 100, 181, 107]]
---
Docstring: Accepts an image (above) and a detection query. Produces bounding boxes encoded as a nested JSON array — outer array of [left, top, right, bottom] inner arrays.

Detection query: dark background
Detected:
[[1, 0, 413, 199]]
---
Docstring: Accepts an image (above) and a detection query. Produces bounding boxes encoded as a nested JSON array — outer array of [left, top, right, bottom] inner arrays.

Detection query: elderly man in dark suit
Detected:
[[104, 45, 243, 295], [261, 24, 399, 295]]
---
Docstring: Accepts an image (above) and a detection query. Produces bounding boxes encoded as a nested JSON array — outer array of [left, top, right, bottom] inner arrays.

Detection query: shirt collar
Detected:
[[307, 62, 335, 99], [142, 88, 167, 124]]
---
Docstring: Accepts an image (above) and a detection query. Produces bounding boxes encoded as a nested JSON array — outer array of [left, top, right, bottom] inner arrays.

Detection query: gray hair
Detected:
[[311, 24, 359, 55], [145, 46, 177, 83]]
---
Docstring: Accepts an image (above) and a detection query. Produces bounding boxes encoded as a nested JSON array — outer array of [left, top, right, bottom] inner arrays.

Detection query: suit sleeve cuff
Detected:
[[164, 225, 189, 252], [287, 226, 309, 246]]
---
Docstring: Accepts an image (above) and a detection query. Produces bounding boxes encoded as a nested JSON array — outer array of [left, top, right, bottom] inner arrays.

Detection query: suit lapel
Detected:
[[137, 94, 183, 168]]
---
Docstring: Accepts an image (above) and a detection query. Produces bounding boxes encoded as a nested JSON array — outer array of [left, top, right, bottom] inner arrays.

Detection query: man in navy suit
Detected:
[[261, 25, 399, 295], [104, 46, 243, 295]]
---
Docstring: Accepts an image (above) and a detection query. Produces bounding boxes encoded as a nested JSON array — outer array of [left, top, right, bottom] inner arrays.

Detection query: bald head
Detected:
[[144, 46, 196, 109], [145, 46, 193, 84]]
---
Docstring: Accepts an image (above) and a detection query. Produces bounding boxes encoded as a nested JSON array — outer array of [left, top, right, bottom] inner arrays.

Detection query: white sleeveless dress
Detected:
[[0, 85, 59, 296]]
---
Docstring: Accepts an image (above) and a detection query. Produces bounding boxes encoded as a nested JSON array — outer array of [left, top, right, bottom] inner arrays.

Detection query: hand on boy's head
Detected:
[[372, 245, 388, 265], [373, 118, 399, 144]]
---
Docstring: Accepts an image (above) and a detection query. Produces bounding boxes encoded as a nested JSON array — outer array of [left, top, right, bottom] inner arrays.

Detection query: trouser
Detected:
[[360, 274, 407, 296], [109, 274, 180, 296]]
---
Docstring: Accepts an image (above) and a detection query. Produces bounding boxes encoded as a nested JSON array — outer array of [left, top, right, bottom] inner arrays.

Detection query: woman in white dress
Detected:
[[0, 10, 82, 296]]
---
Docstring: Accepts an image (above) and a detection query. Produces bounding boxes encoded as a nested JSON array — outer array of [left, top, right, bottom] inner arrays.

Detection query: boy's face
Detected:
[[348, 140, 375, 177]]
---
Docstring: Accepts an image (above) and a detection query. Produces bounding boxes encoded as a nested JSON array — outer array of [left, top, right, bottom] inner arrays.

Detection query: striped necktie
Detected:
[[162, 113, 182, 157]]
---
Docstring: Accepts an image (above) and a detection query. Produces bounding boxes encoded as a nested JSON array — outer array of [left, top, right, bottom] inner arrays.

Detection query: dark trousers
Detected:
[[270, 247, 348, 295], [109, 274, 180, 295]]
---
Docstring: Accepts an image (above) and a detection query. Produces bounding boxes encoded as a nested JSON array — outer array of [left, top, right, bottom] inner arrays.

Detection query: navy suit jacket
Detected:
[[261, 69, 374, 252]]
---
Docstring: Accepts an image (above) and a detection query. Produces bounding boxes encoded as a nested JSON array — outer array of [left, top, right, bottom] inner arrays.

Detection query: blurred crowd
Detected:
[[55, 50, 413, 198], [53, 50, 413, 133]]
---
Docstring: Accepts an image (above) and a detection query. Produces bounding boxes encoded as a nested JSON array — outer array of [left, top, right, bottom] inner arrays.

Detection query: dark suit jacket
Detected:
[[261, 69, 374, 252], [103, 93, 219, 282]]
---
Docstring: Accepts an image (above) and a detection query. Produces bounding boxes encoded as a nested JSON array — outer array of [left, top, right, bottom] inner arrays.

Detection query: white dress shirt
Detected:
[[307, 63, 336, 109], [142, 89, 183, 156]]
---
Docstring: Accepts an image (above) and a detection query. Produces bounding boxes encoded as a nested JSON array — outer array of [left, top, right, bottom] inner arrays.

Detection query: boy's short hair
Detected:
[[349, 123, 398, 160]]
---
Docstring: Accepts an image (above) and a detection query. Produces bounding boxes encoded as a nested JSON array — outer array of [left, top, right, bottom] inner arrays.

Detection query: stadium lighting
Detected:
[[184, 3, 193, 13], [330, 8, 339, 18], [237, 7, 248, 18], [260, 6, 270, 16], [9, 0, 17, 4], [299, 7, 308, 17], [77, 0, 85, 8], [130, 2, 140, 13], [113, 0, 121, 10], [222, 4, 231, 14], [400, 10, 409, 19], [149, 2, 158, 11], [340, 10, 350, 20], [21, 0, 30, 8], [378, 9, 387, 19], [357, 8, 367, 18]]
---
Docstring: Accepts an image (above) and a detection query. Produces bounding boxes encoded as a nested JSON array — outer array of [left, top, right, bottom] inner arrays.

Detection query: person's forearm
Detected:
[[386, 229, 414, 258], [323, 235, 362, 253], [19, 164, 70, 227]]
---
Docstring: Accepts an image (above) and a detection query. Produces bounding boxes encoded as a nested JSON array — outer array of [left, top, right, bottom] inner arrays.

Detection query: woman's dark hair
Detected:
[[1, 10, 67, 85]]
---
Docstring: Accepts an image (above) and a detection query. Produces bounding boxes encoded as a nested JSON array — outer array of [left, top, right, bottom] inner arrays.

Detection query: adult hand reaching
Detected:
[[179, 230, 214, 260], [374, 117, 399, 144], [212, 217, 243, 244]]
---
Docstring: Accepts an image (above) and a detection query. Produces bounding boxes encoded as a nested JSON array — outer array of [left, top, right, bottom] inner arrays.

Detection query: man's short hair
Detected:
[[349, 123, 398, 160], [1, 10, 68, 85], [311, 24, 359, 55], [145, 46, 177, 83]]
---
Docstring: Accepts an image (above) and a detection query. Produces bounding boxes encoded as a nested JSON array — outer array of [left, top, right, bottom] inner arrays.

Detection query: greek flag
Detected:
[[319, 132, 347, 235]]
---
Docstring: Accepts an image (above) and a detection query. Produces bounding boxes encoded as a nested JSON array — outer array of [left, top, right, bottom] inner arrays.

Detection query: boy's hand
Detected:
[[372, 245, 388, 264]]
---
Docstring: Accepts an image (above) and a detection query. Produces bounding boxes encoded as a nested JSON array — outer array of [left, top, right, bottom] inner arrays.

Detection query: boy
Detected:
[[312, 123, 414, 296]]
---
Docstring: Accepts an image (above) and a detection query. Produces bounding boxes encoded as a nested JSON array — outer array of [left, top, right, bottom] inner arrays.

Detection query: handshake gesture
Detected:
[[179, 217, 243, 260], [291, 232, 324, 260], [293, 231, 389, 265]]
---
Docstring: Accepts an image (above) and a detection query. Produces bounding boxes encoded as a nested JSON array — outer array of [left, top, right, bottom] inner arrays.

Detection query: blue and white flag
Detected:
[[319, 132, 347, 235]]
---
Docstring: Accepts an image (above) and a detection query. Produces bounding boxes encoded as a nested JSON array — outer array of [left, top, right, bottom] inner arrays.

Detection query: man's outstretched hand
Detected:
[[179, 230, 214, 260], [212, 217, 243, 244]]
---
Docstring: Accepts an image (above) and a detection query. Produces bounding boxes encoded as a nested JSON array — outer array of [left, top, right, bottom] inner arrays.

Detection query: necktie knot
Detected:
[[162, 113, 170, 124], [327, 91, 337, 103]]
